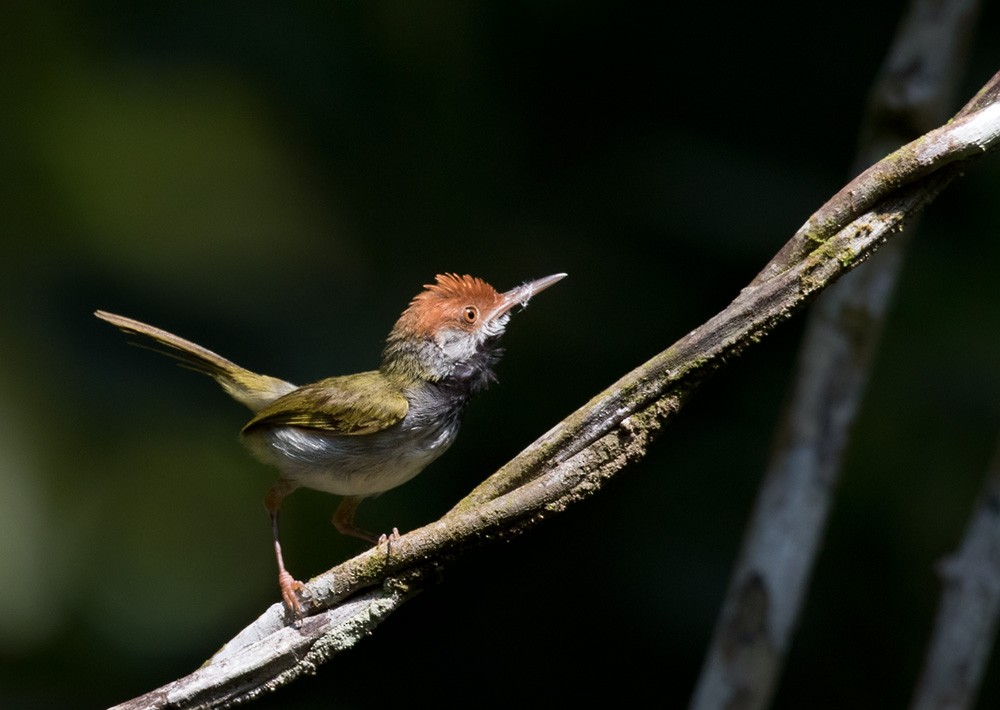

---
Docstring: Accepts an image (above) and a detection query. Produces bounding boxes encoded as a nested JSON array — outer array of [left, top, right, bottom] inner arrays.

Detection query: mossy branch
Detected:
[[112, 69, 1000, 710]]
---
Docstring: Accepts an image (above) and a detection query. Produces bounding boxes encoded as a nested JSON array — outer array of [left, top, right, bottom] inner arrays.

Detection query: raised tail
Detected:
[[95, 310, 296, 413]]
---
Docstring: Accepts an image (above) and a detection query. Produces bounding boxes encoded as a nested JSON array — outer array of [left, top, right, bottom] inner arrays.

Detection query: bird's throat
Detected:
[[380, 332, 502, 397]]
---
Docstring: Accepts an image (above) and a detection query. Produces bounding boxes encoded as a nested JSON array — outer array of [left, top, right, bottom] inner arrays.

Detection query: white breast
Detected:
[[242, 412, 461, 497]]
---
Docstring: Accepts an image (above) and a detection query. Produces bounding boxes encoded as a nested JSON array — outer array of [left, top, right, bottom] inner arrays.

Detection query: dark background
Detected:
[[2, 2, 1000, 708]]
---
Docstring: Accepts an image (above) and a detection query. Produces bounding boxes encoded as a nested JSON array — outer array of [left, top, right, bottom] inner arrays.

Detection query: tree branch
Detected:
[[910, 438, 1000, 710], [689, 1, 982, 707], [113, 67, 1000, 710]]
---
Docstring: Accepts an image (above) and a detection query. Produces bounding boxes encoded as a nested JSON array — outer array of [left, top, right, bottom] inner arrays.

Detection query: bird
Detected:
[[95, 272, 565, 614]]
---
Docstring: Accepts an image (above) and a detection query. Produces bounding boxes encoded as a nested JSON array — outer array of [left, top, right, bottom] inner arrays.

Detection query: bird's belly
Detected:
[[242, 420, 459, 497]]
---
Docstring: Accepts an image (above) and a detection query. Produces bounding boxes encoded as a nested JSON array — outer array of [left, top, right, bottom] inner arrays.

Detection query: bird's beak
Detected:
[[491, 273, 567, 319]]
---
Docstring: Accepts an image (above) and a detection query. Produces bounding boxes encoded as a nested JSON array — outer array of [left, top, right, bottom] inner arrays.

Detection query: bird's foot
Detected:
[[278, 569, 306, 617], [377, 527, 401, 556]]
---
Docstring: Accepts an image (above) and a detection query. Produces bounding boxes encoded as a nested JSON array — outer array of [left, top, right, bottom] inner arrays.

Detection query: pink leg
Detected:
[[332, 495, 377, 543], [332, 496, 401, 553], [265, 481, 305, 615]]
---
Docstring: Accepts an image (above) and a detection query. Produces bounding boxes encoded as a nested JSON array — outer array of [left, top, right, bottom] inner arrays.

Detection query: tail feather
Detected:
[[95, 310, 296, 412]]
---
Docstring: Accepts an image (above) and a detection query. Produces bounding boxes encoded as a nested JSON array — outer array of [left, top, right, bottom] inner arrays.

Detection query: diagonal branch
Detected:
[[751, 10, 991, 289], [112, 68, 1000, 709], [689, 1, 982, 707]]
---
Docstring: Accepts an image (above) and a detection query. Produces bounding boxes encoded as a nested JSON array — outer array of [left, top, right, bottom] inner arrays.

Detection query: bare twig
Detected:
[[113, 68, 1000, 709], [910, 439, 1000, 710], [689, 2, 982, 708]]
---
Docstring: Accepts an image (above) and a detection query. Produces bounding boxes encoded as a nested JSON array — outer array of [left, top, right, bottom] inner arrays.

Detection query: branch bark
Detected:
[[689, 1, 982, 708], [910, 438, 1000, 710], [113, 66, 1000, 710]]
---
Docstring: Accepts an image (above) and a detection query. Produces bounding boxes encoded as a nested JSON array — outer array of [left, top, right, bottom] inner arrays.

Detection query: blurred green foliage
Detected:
[[1, 2, 999, 708]]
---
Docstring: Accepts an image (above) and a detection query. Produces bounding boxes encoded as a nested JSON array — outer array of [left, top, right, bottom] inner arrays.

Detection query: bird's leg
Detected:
[[265, 480, 305, 615], [332, 496, 401, 553], [332, 495, 377, 542]]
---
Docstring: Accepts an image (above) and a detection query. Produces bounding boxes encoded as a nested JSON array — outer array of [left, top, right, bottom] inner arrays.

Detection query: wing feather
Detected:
[[241, 371, 408, 436]]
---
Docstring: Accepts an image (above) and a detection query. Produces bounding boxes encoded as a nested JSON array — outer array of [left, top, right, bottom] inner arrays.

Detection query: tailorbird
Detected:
[[96, 272, 565, 613]]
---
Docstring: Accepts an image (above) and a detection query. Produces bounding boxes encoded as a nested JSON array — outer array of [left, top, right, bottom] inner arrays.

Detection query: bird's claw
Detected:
[[377, 527, 401, 556], [278, 569, 306, 617]]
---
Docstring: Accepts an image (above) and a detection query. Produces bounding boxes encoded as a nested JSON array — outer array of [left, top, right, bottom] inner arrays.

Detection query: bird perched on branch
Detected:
[[96, 272, 565, 614]]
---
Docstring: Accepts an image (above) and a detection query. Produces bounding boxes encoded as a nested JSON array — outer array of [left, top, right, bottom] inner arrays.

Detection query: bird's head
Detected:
[[381, 273, 565, 390]]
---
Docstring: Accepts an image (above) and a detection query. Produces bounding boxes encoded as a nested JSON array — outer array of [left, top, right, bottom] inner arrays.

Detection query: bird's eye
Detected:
[[463, 306, 479, 323]]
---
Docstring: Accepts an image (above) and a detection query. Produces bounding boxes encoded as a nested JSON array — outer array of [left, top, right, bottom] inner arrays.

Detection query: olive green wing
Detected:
[[241, 371, 409, 436]]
